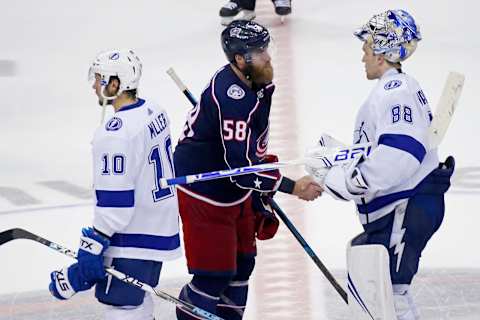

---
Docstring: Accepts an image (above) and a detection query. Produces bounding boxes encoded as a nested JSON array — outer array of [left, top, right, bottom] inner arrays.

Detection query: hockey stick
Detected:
[[160, 71, 464, 188], [167, 68, 349, 303], [0, 228, 223, 320], [267, 199, 348, 303], [428, 71, 465, 148], [159, 143, 372, 188], [167, 67, 198, 107]]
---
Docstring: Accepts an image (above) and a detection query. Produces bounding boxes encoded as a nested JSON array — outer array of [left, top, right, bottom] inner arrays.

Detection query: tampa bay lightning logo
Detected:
[[384, 80, 402, 90], [109, 52, 120, 60], [227, 84, 245, 100], [105, 117, 123, 131]]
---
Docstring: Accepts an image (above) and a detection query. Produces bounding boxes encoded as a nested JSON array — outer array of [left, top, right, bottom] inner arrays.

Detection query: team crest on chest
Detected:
[[106, 117, 123, 131], [384, 80, 402, 90], [227, 84, 245, 100]]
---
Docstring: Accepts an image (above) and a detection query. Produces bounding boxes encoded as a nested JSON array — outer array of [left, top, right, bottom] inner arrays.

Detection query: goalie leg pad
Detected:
[[347, 242, 396, 320], [95, 258, 162, 307]]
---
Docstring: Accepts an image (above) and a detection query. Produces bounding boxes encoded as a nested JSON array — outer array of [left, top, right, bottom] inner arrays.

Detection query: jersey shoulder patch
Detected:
[[384, 79, 402, 91], [105, 117, 123, 131], [227, 84, 245, 100]]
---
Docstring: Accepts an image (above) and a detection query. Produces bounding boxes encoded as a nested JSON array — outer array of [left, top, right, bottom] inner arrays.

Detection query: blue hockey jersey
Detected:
[[174, 65, 286, 205]]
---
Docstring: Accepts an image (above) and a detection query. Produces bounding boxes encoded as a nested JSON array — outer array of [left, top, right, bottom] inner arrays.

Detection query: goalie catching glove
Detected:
[[49, 227, 110, 300]]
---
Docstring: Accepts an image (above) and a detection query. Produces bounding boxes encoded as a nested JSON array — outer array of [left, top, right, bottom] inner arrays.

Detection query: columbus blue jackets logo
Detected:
[[106, 117, 123, 131], [384, 80, 402, 90], [227, 84, 245, 100], [255, 129, 269, 158]]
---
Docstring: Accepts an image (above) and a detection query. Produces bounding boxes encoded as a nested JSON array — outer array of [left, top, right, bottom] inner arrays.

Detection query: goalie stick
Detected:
[[160, 71, 464, 189], [0, 228, 224, 320], [166, 68, 349, 304]]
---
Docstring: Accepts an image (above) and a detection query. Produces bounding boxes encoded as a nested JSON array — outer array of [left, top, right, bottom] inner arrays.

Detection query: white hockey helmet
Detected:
[[354, 10, 421, 63], [88, 49, 142, 97]]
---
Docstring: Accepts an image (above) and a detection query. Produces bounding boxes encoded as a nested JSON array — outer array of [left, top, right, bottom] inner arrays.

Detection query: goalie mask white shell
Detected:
[[354, 10, 421, 63], [88, 49, 142, 95]]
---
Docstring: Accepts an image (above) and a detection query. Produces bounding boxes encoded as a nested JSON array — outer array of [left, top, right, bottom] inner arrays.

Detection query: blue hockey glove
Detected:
[[77, 227, 110, 283], [49, 263, 95, 300], [48, 227, 110, 300]]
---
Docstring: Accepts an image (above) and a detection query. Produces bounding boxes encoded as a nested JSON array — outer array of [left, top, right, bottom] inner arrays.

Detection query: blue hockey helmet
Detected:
[[354, 9, 421, 63], [221, 20, 271, 63]]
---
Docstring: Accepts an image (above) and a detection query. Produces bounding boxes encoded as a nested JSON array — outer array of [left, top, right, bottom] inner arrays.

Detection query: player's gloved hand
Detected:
[[317, 133, 347, 148], [49, 263, 95, 300], [48, 227, 110, 300], [323, 155, 369, 201], [77, 227, 110, 282], [252, 192, 279, 240], [304, 133, 348, 185]]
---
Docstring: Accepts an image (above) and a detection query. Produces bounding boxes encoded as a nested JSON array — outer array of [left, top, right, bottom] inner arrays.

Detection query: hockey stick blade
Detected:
[[0, 228, 224, 320], [0, 228, 45, 246]]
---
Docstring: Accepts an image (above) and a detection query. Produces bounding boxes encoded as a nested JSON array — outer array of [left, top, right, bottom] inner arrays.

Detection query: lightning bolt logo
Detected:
[[391, 228, 406, 272], [390, 203, 407, 273]]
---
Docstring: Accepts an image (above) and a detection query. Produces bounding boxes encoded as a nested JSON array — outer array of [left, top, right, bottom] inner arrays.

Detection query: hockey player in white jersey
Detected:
[[305, 10, 455, 319], [48, 49, 181, 320]]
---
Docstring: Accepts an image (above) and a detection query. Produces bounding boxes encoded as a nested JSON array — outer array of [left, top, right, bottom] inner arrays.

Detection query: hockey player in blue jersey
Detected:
[[174, 20, 322, 319], [305, 10, 455, 319], [48, 49, 182, 320]]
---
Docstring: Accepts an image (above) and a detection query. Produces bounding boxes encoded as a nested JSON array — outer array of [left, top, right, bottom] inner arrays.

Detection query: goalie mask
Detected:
[[88, 49, 142, 102], [354, 9, 421, 63]]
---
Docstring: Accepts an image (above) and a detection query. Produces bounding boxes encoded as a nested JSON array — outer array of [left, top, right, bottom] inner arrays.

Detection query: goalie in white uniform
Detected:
[[306, 10, 455, 319], [48, 49, 181, 320]]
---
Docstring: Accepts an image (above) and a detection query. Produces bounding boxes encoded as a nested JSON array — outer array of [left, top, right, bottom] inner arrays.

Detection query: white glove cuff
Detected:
[[53, 267, 76, 299], [79, 236, 104, 255]]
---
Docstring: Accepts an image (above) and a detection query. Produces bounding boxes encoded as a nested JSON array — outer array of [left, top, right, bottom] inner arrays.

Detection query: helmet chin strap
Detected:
[[99, 84, 121, 105], [98, 85, 120, 124]]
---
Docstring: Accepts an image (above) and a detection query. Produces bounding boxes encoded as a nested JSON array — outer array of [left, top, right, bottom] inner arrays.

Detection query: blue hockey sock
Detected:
[[217, 280, 249, 319], [176, 283, 219, 319]]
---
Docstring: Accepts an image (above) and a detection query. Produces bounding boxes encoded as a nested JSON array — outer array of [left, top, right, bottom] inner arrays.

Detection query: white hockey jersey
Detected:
[[351, 68, 439, 226], [91, 98, 181, 262]]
